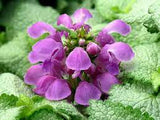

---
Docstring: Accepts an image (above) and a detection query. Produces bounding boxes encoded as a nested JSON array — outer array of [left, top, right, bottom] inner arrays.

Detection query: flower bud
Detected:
[[64, 46, 69, 52], [79, 39, 85, 46], [86, 42, 100, 55]]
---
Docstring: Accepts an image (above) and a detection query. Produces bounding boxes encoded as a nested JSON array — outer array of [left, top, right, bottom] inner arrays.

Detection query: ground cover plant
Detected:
[[0, 0, 160, 120]]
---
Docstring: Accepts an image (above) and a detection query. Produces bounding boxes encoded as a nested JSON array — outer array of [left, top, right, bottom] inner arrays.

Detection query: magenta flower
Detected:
[[27, 22, 56, 39], [66, 47, 91, 71], [96, 42, 134, 75], [25, 8, 134, 105], [96, 20, 131, 47], [25, 64, 71, 100], [28, 38, 64, 63], [57, 8, 92, 31], [86, 42, 101, 55], [95, 72, 119, 93], [75, 81, 101, 105]]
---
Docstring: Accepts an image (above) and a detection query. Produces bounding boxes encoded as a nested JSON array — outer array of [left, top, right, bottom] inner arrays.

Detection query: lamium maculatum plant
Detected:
[[24, 8, 134, 105]]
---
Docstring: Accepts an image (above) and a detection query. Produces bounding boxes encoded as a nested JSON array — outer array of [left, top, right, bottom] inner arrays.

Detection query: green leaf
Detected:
[[121, 0, 156, 23], [0, 73, 34, 97], [0, 94, 18, 109], [0, 94, 23, 120], [143, 17, 159, 33], [87, 100, 153, 120], [80, 0, 95, 9], [96, 0, 136, 20], [87, 9, 106, 26], [0, 32, 6, 46], [109, 83, 160, 120], [151, 70, 160, 92], [27, 109, 64, 120], [7, 95, 85, 120], [0, 94, 85, 120], [32, 97, 86, 120], [113, 22, 159, 47], [0, 0, 59, 39], [120, 42, 160, 84], [147, 1, 160, 31], [0, 32, 31, 77], [0, 0, 2, 11]]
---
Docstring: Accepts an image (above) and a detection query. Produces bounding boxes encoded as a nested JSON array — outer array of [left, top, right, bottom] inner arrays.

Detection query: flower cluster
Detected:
[[24, 8, 134, 105]]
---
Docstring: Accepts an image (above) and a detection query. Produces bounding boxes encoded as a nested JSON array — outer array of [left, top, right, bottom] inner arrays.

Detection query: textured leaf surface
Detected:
[[0, 0, 59, 38], [121, 0, 156, 23], [87, 9, 106, 26], [87, 100, 153, 120], [148, 1, 160, 31], [33, 97, 85, 120], [0, 33, 31, 77], [28, 109, 64, 120], [109, 83, 160, 120], [113, 22, 159, 47], [0, 73, 33, 96], [151, 70, 160, 92], [0, 94, 23, 120], [120, 42, 160, 84], [0, 94, 85, 120], [96, 0, 136, 20]]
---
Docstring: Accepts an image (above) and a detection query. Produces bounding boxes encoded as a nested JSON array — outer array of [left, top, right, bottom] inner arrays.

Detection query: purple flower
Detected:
[[73, 8, 92, 24], [28, 22, 56, 39], [75, 81, 101, 105], [86, 42, 101, 55], [28, 21, 61, 42], [66, 47, 92, 71], [28, 38, 65, 63], [25, 64, 71, 100], [95, 72, 119, 93], [45, 77, 71, 100], [96, 32, 115, 47], [25, 8, 135, 106], [96, 42, 134, 75], [96, 20, 131, 47], [24, 64, 46, 85], [57, 14, 73, 28], [57, 8, 92, 31]]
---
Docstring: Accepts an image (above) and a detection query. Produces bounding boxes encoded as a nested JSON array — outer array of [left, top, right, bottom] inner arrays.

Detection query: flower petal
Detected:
[[42, 59, 63, 78], [34, 75, 55, 95], [66, 47, 92, 70], [108, 42, 134, 61], [103, 20, 131, 36], [86, 42, 101, 55], [28, 21, 56, 39], [24, 64, 45, 85], [96, 72, 119, 93], [45, 79, 71, 100], [29, 38, 64, 63], [106, 63, 120, 75], [73, 8, 92, 24], [75, 81, 101, 105], [95, 45, 110, 66], [96, 31, 115, 47], [57, 14, 73, 28]]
